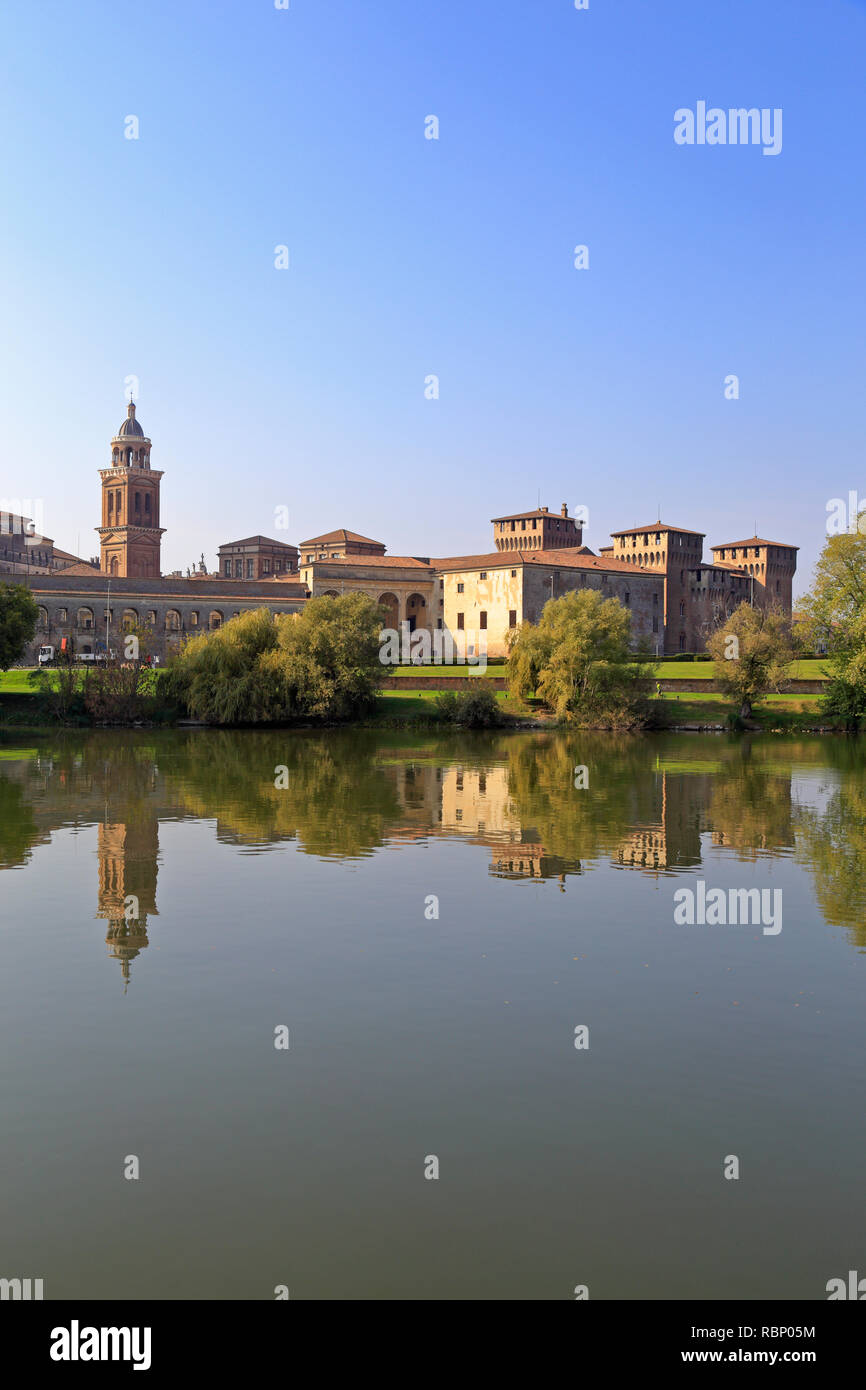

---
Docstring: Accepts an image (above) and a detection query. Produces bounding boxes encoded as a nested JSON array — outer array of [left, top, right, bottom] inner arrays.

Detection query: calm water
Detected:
[[1, 728, 864, 1300]]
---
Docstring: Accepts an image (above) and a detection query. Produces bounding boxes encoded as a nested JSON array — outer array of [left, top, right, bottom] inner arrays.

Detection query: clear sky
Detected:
[[1, 0, 863, 594]]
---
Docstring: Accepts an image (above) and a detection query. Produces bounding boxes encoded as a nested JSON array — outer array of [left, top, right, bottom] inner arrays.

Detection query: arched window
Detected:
[[190, 611, 199, 626], [165, 609, 181, 632], [121, 609, 138, 632], [77, 607, 94, 629], [37, 606, 49, 628], [135, 492, 141, 515], [144, 494, 151, 516], [209, 611, 223, 630]]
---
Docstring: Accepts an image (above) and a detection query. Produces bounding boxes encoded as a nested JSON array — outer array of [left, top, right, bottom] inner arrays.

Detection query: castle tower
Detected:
[[709, 536, 798, 612], [97, 401, 164, 577], [491, 505, 583, 552], [608, 521, 705, 654]]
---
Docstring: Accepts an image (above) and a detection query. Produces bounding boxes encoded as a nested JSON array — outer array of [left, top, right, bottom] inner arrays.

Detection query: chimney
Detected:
[[561, 503, 568, 517]]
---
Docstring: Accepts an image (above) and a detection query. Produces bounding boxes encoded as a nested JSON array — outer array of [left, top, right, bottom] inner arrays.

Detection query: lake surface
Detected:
[[1, 728, 864, 1300]]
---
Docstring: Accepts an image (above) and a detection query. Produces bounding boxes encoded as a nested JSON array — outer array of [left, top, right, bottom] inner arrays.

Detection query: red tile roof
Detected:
[[219, 535, 298, 549], [299, 529, 385, 547], [711, 537, 799, 550], [431, 549, 661, 576], [490, 508, 574, 523], [301, 554, 433, 570], [610, 521, 705, 537]]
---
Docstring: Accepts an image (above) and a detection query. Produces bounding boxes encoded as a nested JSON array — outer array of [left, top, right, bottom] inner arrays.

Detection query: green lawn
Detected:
[[382, 664, 505, 678], [657, 691, 834, 729], [0, 668, 44, 692], [379, 657, 830, 684], [648, 658, 828, 681]]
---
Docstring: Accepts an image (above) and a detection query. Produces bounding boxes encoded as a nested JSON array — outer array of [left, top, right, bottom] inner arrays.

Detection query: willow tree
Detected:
[[706, 602, 794, 720], [507, 588, 653, 726]]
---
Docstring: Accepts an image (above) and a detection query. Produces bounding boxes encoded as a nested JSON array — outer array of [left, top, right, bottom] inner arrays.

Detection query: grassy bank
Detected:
[[1, 656, 830, 694], [0, 669, 841, 733]]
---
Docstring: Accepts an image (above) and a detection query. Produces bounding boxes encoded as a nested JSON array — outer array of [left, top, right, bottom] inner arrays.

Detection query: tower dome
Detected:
[[117, 401, 144, 438]]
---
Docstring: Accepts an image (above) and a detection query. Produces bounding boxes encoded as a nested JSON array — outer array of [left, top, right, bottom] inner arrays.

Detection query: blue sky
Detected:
[[1, 0, 864, 594]]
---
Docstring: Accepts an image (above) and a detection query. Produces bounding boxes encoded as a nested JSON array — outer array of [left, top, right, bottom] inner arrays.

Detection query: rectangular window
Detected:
[[652, 592, 658, 604], [247, 559, 254, 578], [457, 612, 464, 630], [479, 571, 487, 580], [508, 610, 517, 628], [511, 569, 516, 577], [457, 582, 464, 593], [263, 560, 270, 573], [479, 611, 487, 629], [438, 578, 443, 590], [224, 562, 231, 577], [652, 617, 658, 632]]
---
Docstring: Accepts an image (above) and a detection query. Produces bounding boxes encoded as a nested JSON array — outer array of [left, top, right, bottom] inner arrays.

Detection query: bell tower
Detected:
[[97, 400, 164, 577]]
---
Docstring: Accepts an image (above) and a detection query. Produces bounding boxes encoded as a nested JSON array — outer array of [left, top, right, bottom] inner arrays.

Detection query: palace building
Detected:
[[14, 401, 796, 665]]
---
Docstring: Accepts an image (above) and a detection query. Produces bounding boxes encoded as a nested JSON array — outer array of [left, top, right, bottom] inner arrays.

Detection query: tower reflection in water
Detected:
[[95, 817, 159, 990]]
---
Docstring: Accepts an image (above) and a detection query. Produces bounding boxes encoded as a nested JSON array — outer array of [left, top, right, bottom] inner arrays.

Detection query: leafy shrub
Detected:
[[435, 682, 502, 727]]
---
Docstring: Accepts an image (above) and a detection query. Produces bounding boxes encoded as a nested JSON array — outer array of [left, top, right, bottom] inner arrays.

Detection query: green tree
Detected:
[[706, 602, 795, 720], [169, 595, 383, 724], [506, 588, 653, 726], [166, 607, 282, 724], [0, 582, 38, 670], [261, 593, 384, 720], [799, 522, 866, 728]]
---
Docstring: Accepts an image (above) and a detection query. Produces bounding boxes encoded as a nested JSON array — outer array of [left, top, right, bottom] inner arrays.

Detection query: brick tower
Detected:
[[97, 401, 164, 577]]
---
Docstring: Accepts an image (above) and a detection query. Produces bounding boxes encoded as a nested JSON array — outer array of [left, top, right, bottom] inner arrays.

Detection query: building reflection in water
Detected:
[[0, 729, 860, 981]]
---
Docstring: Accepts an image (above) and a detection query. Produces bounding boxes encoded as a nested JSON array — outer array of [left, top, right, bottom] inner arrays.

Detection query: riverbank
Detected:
[[0, 687, 849, 735]]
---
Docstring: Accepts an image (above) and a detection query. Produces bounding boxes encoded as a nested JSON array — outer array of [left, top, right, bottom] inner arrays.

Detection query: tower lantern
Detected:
[[97, 401, 164, 577]]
